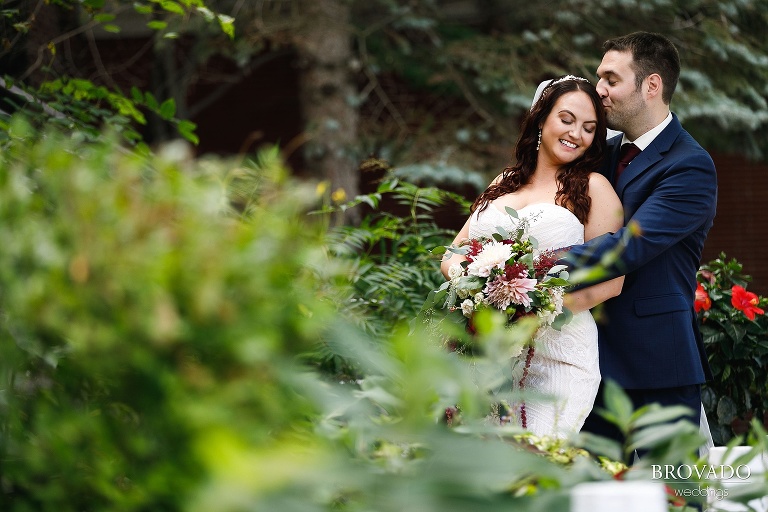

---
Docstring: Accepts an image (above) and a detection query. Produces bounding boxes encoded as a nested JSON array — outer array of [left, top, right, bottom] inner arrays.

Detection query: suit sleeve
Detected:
[[564, 148, 716, 283]]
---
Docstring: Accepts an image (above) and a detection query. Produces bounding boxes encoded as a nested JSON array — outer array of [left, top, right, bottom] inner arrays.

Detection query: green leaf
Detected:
[[144, 92, 159, 110], [159, 98, 176, 119], [504, 206, 519, 218], [12, 21, 30, 33], [601, 379, 634, 432], [377, 179, 398, 193], [431, 246, 447, 256], [134, 4, 153, 15], [550, 308, 572, 331], [543, 277, 569, 287], [455, 276, 483, 291], [147, 20, 168, 31], [94, 13, 116, 23], [159, 1, 185, 15], [716, 395, 738, 425], [421, 287, 449, 312], [577, 432, 623, 462], [177, 120, 199, 145], [630, 404, 695, 428], [217, 14, 235, 39], [627, 420, 696, 453], [130, 86, 143, 103], [446, 246, 469, 256], [195, 6, 215, 21]]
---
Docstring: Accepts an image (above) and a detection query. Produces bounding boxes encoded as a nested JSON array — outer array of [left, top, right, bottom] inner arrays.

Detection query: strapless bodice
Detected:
[[469, 202, 584, 251]]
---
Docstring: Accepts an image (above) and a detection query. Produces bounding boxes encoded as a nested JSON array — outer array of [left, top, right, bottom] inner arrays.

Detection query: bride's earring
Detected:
[[536, 129, 542, 151]]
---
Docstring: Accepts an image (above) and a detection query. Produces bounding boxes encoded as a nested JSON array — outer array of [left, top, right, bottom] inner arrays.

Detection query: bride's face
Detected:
[[539, 91, 597, 166]]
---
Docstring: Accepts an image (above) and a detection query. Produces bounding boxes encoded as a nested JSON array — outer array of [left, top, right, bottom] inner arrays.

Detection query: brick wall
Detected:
[[702, 154, 768, 295]]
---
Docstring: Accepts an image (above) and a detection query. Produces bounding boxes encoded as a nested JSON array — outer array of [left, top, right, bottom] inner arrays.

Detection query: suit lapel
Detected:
[[615, 147, 663, 194], [605, 135, 622, 183]]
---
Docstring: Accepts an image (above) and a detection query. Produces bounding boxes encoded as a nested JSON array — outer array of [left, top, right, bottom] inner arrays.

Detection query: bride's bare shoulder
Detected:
[[587, 172, 618, 198], [587, 172, 611, 187]]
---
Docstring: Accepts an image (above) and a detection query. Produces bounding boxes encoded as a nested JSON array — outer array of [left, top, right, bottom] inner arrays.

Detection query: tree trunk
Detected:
[[294, 0, 360, 224]]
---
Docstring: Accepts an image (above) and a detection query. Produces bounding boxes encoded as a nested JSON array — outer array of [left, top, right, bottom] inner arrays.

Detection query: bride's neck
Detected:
[[532, 163, 560, 184]]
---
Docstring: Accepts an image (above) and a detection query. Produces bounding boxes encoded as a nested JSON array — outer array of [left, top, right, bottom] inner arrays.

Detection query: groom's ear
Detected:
[[645, 73, 663, 100]]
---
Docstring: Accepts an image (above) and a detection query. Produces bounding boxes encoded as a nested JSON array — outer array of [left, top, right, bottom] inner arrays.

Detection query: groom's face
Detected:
[[596, 50, 645, 135]]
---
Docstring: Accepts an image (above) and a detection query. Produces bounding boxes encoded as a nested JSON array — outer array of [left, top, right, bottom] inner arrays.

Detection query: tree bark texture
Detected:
[[294, 0, 360, 223]]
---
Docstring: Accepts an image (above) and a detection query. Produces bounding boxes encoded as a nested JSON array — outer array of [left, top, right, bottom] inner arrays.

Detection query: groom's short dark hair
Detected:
[[604, 32, 680, 105]]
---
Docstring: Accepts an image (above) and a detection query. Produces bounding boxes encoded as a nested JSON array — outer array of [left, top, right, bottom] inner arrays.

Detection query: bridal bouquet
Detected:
[[419, 206, 573, 429], [421, 206, 572, 334]]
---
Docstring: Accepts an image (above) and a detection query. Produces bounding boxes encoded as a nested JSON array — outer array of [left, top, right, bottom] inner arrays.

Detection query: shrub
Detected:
[[320, 170, 469, 337], [0, 121, 342, 509], [697, 253, 768, 444]]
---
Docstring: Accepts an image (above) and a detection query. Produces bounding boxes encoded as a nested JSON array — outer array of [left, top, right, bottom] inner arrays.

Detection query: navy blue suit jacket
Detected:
[[566, 113, 716, 389]]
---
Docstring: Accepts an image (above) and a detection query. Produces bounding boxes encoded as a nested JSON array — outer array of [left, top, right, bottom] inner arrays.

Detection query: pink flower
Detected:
[[483, 274, 537, 310], [699, 269, 715, 284]]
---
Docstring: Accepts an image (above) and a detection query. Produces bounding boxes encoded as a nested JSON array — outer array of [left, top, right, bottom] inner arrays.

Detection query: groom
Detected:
[[564, 32, 717, 442]]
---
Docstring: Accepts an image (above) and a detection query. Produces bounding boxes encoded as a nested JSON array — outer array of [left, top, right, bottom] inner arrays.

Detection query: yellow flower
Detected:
[[331, 188, 347, 203]]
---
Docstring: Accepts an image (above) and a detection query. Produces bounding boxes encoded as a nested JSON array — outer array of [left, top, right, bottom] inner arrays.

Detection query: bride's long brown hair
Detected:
[[472, 77, 607, 224]]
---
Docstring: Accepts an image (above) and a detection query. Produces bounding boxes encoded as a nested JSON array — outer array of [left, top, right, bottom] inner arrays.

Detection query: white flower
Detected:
[[466, 241, 512, 277], [551, 287, 564, 315], [538, 287, 565, 325], [448, 264, 463, 280], [457, 287, 471, 299], [461, 299, 475, 318], [474, 292, 486, 304]]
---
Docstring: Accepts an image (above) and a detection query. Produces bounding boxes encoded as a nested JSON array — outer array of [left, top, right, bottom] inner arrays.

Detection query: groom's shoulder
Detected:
[[666, 114, 708, 153], [669, 128, 714, 165], [663, 134, 717, 180]]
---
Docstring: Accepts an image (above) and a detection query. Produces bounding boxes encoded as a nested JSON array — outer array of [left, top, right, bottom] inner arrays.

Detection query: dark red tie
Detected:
[[615, 143, 641, 184]]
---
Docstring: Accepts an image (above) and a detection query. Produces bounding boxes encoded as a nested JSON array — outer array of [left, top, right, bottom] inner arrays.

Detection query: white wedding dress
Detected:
[[469, 202, 600, 438]]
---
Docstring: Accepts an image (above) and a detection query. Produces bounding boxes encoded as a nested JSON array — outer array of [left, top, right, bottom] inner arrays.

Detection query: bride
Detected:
[[440, 76, 624, 438]]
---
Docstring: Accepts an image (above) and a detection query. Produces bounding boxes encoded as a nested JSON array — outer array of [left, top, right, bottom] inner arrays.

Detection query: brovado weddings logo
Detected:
[[653, 463, 754, 502], [652, 463, 753, 480]]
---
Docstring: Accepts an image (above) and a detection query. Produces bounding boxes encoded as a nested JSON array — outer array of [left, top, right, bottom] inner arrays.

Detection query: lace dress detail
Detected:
[[470, 203, 600, 438]]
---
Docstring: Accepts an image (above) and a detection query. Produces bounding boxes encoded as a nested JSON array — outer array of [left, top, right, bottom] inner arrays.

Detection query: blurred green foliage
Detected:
[[0, 124, 765, 511], [3, 0, 767, 175], [0, 0, 232, 148], [0, 120, 339, 509]]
